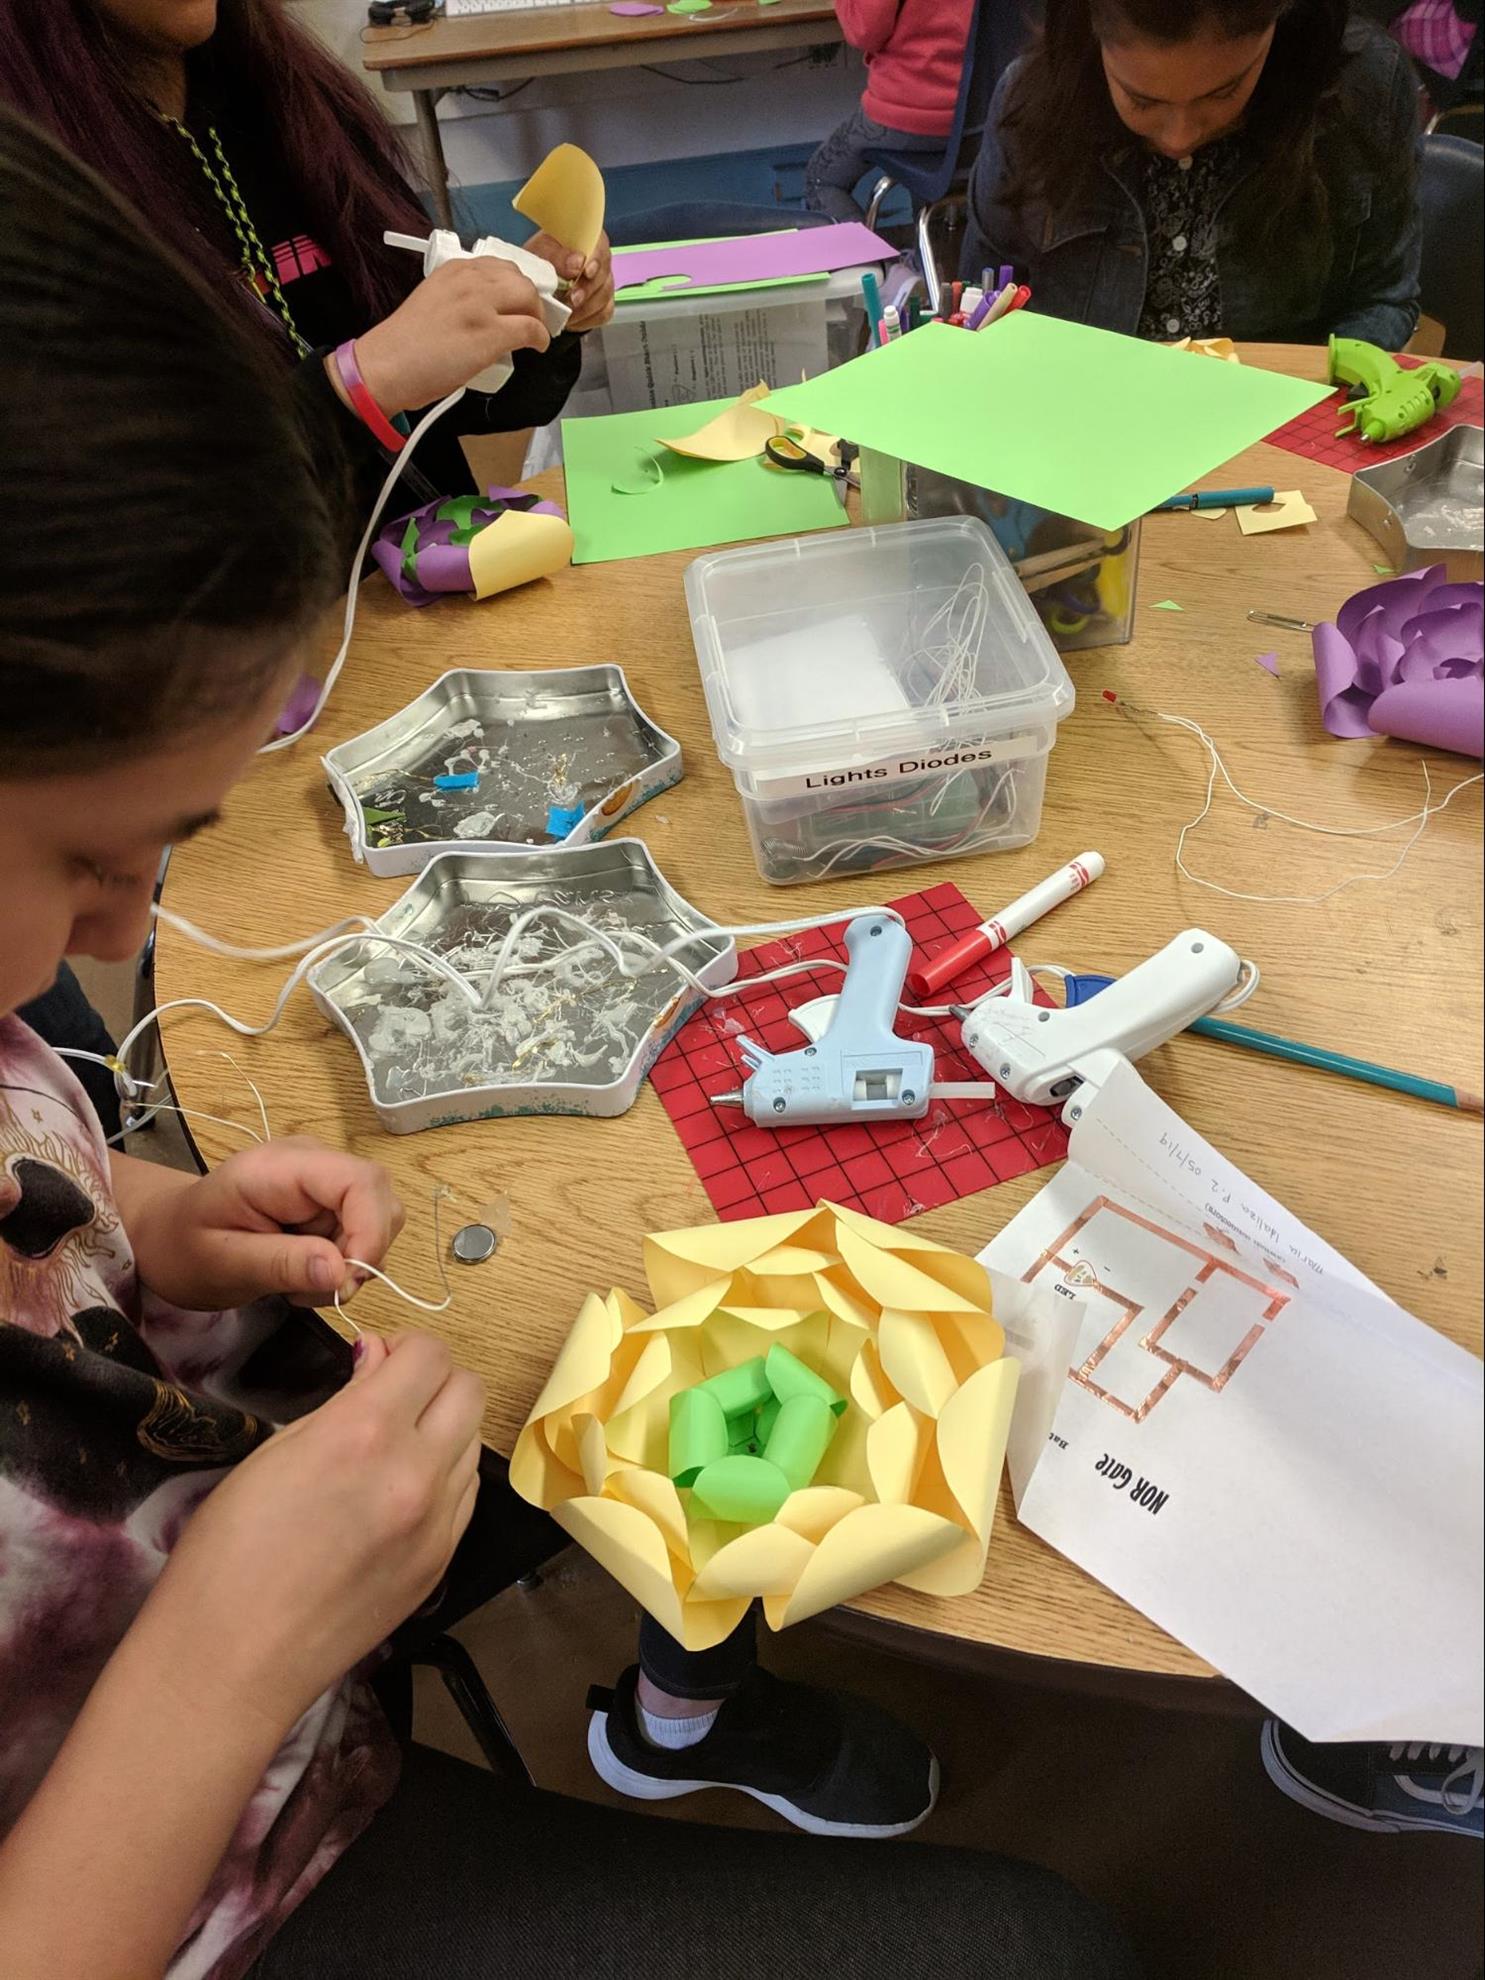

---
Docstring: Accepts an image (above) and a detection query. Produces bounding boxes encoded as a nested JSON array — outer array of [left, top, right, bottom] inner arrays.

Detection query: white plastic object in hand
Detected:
[[383, 228, 572, 395], [960, 928, 1245, 1116]]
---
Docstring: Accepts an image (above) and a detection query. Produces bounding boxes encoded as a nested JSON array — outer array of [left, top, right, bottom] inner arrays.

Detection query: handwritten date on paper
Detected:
[[1095, 1452, 1169, 1516]]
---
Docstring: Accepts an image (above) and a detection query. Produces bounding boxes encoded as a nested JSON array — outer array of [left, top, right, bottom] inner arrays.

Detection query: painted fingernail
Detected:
[[311, 1255, 338, 1290], [351, 1338, 366, 1365]]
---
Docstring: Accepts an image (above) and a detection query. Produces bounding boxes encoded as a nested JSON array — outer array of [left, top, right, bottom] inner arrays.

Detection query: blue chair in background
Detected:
[[1417, 131, 1484, 359], [860, 0, 1030, 311]]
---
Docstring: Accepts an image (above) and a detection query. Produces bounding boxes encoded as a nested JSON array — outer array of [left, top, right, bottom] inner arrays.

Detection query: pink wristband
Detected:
[[332, 339, 405, 454]]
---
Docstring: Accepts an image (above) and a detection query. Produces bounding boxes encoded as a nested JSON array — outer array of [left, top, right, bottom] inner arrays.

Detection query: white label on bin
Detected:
[[752, 734, 1041, 801]]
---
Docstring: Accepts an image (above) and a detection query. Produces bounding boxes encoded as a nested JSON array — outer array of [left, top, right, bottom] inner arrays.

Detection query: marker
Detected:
[[879, 303, 901, 342], [965, 290, 995, 330], [1006, 284, 1032, 313], [908, 853, 1107, 998], [860, 269, 883, 346], [1157, 485, 1275, 511], [950, 281, 964, 317], [997, 263, 1014, 292], [961, 286, 984, 319], [980, 282, 1018, 327]]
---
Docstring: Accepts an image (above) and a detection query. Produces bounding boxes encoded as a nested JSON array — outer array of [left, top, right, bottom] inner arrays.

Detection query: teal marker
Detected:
[[860, 269, 883, 347], [1191, 1016, 1483, 1114]]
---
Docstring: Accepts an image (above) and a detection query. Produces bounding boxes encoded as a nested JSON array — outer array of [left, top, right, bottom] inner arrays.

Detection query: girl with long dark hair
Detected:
[[961, 0, 1422, 347], [0, 0, 616, 505]]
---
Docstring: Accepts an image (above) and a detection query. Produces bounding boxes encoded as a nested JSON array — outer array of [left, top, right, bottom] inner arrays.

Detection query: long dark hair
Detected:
[[0, 104, 342, 770], [1001, 0, 1355, 232], [0, 0, 429, 345]]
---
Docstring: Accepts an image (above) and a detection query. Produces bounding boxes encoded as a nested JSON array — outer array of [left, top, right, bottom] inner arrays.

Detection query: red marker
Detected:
[[908, 852, 1107, 998], [1006, 284, 1032, 313]]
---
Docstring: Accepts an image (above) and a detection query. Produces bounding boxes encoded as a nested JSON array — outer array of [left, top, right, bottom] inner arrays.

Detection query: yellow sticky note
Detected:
[[467, 508, 574, 598], [657, 382, 783, 462], [1236, 489, 1317, 536], [512, 143, 606, 259]]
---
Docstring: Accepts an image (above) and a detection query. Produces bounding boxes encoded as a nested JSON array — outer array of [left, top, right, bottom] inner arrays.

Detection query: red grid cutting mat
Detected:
[[651, 881, 1069, 1226], [1265, 365, 1482, 473]]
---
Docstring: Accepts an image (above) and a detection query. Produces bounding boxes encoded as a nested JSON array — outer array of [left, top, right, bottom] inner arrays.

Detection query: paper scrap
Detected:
[[561, 396, 847, 564], [1373, 563, 1396, 575], [611, 451, 664, 495], [512, 143, 605, 260], [983, 1054, 1484, 1746], [1235, 488, 1317, 536], [667, 0, 711, 12], [612, 220, 895, 299], [761, 317, 1331, 532], [609, 1, 663, 11], [467, 507, 573, 599], [1153, 599, 1184, 612], [1170, 335, 1241, 363], [1253, 650, 1280, 676], [657, 381, 782, 462], [511, 1204, 1020, 1649]]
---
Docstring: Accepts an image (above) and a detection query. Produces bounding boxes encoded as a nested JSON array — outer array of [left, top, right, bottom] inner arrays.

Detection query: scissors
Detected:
[[763, 433, 859, 503]]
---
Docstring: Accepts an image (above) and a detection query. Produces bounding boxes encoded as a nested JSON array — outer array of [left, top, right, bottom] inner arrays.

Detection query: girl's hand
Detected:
[[526, 228, 616, 332], [148, 1331, 483, 1732], [125, 1138, 404, 1310], [346, 258, 553, 415]]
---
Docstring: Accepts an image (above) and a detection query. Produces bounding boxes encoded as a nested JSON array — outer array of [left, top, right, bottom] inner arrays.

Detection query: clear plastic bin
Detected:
[[858, 450, 1141, 653], [685, 517, 1075, 885]]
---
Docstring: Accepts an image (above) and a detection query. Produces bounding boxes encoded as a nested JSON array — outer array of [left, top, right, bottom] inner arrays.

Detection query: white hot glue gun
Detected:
[[713, 925, 1250, 1129], [959, 929, 1247, 1119], [384, 230, 573, 395]]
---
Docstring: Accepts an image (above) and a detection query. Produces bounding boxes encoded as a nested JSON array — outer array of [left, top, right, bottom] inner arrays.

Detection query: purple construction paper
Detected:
[[1370, 676, 1484, 757], [610, 3, 664, 12], [1253, 650, 1280, 677], [275, 671, 321, 735], [611, 221, 896, 294], [1311, 564, 1484, 756], [371, 486, 565, 607]]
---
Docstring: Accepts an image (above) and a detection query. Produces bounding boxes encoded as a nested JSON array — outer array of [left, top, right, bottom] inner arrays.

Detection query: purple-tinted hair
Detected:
[[0, 0, 430, 345]]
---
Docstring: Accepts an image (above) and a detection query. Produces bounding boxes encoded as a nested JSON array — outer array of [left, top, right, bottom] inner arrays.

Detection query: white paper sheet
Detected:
[[982, 1057, 1484, 1744]]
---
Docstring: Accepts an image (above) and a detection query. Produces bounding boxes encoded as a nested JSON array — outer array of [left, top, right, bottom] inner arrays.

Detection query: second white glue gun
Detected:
[[384, 229, 573, 395]]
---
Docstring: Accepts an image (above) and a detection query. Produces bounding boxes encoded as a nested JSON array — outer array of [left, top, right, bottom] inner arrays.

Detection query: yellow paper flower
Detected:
[[511, 1203, 1020, 1650]]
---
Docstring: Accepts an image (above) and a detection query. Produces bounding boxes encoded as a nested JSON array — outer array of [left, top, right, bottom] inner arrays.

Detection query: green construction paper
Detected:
[[1152, 599, 1184, 612], [699, 1356, 772, 1417], [762, 1392, 837, 1490], [689, 1455, 792, 1524], [756, 1395, 781, 1444], [765, 1343, 846, 1417], [668, 0, 712, 12], [760, 316, 1333, 532], [614, 231, 826, 306], [1373, 563, 1396, 575], [669, 1387, 729, 1487], [561, 398, 847, 564]]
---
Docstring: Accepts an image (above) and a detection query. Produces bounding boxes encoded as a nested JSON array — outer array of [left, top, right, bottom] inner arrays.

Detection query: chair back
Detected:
[[1418, 131, 1484, 359]]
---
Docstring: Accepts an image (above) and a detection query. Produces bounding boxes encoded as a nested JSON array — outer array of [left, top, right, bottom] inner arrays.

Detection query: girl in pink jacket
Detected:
[[805, 0, 975, 221]]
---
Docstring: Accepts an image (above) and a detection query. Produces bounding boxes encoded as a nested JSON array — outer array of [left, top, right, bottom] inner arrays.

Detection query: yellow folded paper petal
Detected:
[[773, 1484, 865, 1543], [575, 1412, 611, 1496], [525, 1291, 620, 1420], [847, 1335, 900, 1420], [511, 142, 606, 259], [608, 1332, 673, 1419], [627, 1277, 732, 1334], [828, 1201, 944, 1252], [818, 1314, 871, 1395], [557, 1496, 749, 1650], [934, 1309, 1006, 1384], [610, 1287, 651, 1332], [747, 1245, 840, 1275], [509, 1413, 583, 1505], [713, 1305, 814, 1332], [866, 1400, 931, 1504], [812, 1267, 879, 1331], [657, 383, 783, 463], [896, 1359, 1021, 1597], [606, 1467, 693, 1567], [645, 1208, 819, 1288], [603, 1392, 669, 1470], [877, 1308, 959, 1417], [690, 1522, 816, 1600], [468, 509, 573, 600], [769, 1503, 961, 1629], [836, 1224, 983, 1314]]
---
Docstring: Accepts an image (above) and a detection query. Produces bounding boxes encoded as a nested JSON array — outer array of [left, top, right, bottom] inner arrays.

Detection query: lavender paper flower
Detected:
[[1312, 564, 1483, 758], [371, 486, 569, 607]]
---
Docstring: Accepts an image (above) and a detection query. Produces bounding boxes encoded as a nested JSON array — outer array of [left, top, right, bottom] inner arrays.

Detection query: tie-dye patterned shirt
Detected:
[[0, 1016, 398, 1979]]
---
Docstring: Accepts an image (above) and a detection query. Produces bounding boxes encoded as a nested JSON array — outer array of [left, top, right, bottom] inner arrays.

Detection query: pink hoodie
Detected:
[[836, 0, 974, 137]]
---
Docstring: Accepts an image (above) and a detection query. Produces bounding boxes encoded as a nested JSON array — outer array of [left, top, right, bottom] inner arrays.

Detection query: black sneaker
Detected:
[[1261, 1720, 1484, 1838], [587, 1664, 939, 1838]]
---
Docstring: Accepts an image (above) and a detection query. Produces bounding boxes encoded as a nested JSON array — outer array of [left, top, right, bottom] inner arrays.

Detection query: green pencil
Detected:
[[1191, 1017, 1483, 1114]]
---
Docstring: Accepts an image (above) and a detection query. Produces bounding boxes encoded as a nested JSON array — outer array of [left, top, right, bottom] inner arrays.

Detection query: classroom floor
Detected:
[[73, 954, 1485, 1980]]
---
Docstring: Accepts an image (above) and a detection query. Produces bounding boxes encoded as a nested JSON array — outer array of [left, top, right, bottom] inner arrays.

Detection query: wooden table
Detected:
[[363, 0, 843, 230], [155, 345, 1483, 1693]]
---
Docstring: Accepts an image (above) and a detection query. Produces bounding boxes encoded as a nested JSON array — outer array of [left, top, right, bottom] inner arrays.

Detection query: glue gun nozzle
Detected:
[[710, 1090, 743, 1110]]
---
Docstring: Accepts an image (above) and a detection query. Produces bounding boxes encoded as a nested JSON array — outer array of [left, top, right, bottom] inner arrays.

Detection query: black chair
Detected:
[[860, 0, 1031, 312], [1418, 131, 1484, 358]]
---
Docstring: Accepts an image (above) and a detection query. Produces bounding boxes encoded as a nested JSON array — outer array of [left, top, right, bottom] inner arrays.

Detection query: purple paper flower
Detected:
[[371, 486, 567, 607], [1312, 564, 1483, 758]]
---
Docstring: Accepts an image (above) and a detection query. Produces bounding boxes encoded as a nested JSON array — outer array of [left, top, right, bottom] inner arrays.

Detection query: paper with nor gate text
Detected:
[[762, 317, 1332, 531], [982, 1056, 1483, 1745]]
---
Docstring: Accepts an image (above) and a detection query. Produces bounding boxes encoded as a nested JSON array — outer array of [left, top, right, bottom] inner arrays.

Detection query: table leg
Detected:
[[412, 87, 453, 231]]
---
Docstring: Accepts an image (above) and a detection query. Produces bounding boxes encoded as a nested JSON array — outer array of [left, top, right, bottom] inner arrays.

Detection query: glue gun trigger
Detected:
[[786, 996, 838, 1046]]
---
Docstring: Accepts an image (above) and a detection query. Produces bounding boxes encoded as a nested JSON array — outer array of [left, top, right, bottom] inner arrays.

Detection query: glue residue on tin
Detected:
[[353, 707, 657, 852], [334, 884, 684, 1104]]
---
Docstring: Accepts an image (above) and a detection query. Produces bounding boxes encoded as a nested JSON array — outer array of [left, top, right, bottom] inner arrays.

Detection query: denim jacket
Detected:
[[961, 22, 1423, 350]]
